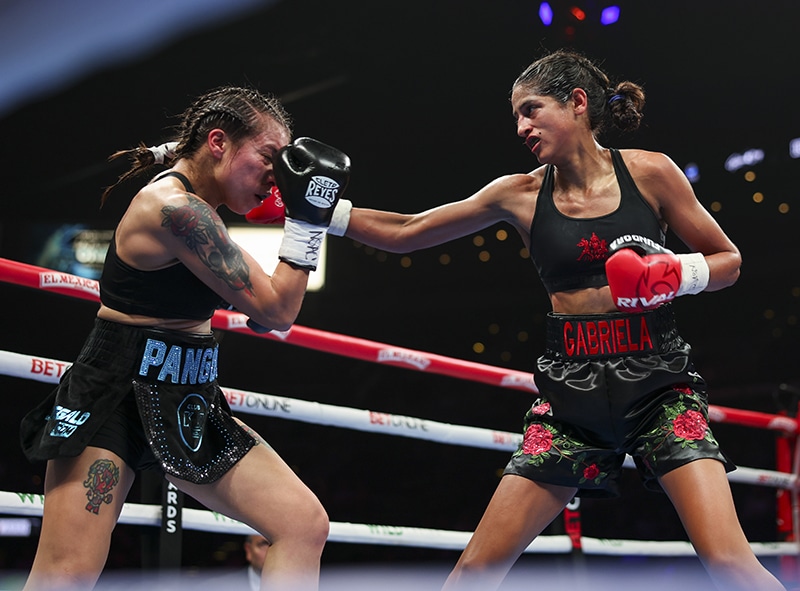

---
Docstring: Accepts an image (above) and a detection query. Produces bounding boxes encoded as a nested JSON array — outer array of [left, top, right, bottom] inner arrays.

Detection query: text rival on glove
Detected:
[[615, 292, 674, 310]]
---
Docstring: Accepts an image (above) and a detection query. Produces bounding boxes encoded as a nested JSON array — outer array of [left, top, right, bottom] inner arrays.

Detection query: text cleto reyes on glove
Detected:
[[605, 234, 709, 313], [275, 137, 351, 271]]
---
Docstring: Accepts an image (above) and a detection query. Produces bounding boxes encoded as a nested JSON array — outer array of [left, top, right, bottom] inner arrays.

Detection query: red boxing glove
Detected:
[[605, 235, 682, 312], [245, 186, 285, 225]]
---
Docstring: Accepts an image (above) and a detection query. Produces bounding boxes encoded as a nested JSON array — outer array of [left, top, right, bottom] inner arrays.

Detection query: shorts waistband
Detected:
[[77, 318, 218, 384], [544, 304, 683, 361]]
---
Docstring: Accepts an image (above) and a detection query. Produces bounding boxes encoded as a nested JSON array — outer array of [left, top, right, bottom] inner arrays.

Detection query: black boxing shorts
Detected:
[[503, 304, 735, 498], [20, 318, 255, 484]]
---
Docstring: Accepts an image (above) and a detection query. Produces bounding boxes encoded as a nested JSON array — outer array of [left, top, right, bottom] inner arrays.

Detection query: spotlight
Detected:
[[539, 2, 553, 26], [536, 2, 621, 35], [570, 6, 586, 21], [600, 6, 621, 25], [789, 137, 800, 159], [724, 148, 765, 172], [683, 162, 700, 183]]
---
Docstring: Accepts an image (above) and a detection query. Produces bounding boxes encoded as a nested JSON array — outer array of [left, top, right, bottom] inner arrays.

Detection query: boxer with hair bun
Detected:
[[326, 50, 784, 590]]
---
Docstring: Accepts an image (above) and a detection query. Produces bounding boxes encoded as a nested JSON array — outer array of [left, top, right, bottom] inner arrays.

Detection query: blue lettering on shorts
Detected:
[[139, 338, 219, 384], [47, 405, 91, 438]]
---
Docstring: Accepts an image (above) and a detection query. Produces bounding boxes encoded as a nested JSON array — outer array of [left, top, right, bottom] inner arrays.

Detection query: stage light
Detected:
[[789, 137, 800, 158], [570, 6, 586, 21], [683, 162, 700, 183], [600, 6, 621, 25], [539, 2, 553, 26], [536, 3, 620, 35], [724, 148, 764, 172]]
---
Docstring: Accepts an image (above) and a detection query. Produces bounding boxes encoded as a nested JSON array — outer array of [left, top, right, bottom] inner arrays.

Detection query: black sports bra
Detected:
[[529, 149, 665, 293], [99, 171, 225, 320]]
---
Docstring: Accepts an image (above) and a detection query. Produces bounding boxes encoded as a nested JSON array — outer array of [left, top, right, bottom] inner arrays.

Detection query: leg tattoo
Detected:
[[239, 422, 272, 449], [82, 459, 120, 515]]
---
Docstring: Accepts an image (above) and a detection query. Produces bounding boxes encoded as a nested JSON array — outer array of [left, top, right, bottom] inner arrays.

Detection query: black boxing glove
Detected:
[[275, 137, 351, 225], [275, 137, 351, 270]]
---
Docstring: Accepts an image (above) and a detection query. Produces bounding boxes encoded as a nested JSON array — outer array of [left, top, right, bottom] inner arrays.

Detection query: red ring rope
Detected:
[[1, 256, 798, 436], [0, 257, 537, 393]]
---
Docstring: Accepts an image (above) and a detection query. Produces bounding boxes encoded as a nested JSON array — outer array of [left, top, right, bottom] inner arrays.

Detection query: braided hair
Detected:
[[101, 86, 292, 204]]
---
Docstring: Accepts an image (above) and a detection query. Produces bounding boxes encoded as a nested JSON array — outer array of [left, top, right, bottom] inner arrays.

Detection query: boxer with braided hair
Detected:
[[101, 86, 293, 205], [325, 50, 785, 590], [20, 85, 350, 591]]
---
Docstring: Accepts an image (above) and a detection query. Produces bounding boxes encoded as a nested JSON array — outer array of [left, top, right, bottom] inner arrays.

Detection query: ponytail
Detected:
[[606, 81, 646, 132], [100, 141, 179, 205]]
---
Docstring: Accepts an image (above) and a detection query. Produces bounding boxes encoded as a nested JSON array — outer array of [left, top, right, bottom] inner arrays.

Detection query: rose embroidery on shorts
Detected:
[[531, 400, 552, 416], [639, 388, 719, 471], [582, 464, 601, 483], [570, 453, 608, 485], [673, 409, 707, 441], [514, 406, 609, 486], [522, 424, 553, 456]]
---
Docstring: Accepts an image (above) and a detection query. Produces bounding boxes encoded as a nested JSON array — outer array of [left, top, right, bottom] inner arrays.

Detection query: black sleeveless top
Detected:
[[529, 149, 664, 294], [99, 171, 226, 321]]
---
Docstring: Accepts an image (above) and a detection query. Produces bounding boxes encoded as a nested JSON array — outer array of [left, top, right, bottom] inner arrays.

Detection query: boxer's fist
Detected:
[[275, 137, 351, 270], [274, 137, 351, 227], [605, 235, 682, 312], [246, 186, 285, 225]]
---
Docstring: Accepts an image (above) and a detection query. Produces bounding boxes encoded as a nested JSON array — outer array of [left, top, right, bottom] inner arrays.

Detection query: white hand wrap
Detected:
[[278, 218, 327, 270], [326, 199, 353, 237], [676, 252, 710, 296], [149, 141, 178, 164]]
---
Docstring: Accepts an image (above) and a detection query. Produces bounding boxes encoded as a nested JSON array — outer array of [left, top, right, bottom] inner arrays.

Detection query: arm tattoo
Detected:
[[83, 458, 120, 515], [161, 194, 254, 294]]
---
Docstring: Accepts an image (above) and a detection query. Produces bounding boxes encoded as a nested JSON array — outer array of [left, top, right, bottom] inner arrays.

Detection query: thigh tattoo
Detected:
[[82, 459, 120, 515], [238, 422, 272, 449]]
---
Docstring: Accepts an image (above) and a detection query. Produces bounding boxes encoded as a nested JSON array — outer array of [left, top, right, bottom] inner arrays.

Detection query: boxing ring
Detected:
[[1, 256, 798, 587]]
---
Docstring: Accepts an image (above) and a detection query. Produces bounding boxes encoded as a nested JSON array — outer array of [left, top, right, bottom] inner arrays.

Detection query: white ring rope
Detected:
[[0, 491, 794, 558], [2, 349, 798, 558], [1, 349, 795, 490]]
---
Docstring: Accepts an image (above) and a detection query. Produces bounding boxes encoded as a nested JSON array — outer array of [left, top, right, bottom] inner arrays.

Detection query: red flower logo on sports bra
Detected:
[[576, 232, 609, 262]]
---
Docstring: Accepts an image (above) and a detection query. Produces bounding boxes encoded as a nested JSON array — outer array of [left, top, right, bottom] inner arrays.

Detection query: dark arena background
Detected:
[[1, 0, 799, 589]]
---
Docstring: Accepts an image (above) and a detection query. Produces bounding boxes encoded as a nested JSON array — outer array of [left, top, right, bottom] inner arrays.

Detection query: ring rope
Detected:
[[0, 491, 794, 557], [2, 257, 798, 434], [1, 349, 795, 491], [0, 257, 537, 393]]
